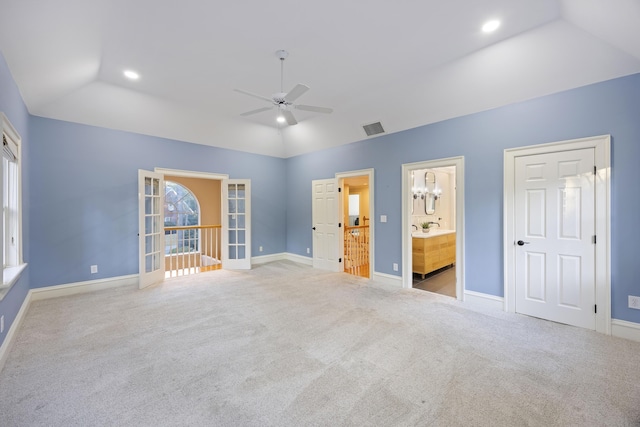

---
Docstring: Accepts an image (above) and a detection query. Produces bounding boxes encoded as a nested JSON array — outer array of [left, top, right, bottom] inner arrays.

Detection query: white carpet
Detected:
[[1, 260, 639, 426]]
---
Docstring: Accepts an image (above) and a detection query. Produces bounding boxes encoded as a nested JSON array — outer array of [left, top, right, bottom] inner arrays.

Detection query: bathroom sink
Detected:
[[412, 229, 455, 238]]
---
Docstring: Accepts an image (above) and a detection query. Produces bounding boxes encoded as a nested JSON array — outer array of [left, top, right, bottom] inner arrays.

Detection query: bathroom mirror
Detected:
[[425, 172, 436, 214]]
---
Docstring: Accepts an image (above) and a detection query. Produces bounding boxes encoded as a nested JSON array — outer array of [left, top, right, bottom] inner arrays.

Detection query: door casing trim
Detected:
[[504, 135, 611, 334]]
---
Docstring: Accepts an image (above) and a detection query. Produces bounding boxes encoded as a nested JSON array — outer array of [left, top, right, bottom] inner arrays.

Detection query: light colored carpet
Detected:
[[1, 260, 639, 426]]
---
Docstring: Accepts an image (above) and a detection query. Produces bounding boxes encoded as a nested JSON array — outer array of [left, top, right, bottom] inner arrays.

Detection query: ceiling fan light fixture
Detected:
[[276, 115, 286, 124]]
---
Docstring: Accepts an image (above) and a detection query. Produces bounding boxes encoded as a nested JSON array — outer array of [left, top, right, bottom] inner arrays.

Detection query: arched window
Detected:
[[164, 181, 200, 254]]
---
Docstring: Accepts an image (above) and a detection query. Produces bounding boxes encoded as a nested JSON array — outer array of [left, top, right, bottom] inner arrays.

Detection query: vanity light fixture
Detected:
[[123, 70, 140, 80], [412, 187, 425, 200], [482, 19, 500, 33], [433, 188, 442, 200]]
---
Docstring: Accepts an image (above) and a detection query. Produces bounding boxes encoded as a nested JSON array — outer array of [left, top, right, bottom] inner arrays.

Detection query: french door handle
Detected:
[[517, 240, 530, 246]]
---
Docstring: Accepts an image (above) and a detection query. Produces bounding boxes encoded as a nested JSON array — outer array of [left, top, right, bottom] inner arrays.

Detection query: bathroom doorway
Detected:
[[401, 158, 464, 300]]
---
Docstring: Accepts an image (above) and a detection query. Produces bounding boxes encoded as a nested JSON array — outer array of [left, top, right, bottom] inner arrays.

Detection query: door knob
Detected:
[[517, 240, 530, 246], [312, 227, 316, 230]]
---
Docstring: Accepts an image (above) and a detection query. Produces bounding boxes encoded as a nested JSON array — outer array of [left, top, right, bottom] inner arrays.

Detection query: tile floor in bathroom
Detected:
[[412, 265, 456, 298]]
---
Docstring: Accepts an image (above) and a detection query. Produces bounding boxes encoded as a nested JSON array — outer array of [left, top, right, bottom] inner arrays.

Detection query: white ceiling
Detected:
[[1, 0, 639, 158]]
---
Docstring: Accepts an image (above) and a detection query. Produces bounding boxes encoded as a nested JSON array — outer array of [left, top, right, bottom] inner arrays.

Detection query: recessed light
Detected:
[[123, 70, 140, 80], [482, 20, 500, 33], [276, 115, 285, 124]]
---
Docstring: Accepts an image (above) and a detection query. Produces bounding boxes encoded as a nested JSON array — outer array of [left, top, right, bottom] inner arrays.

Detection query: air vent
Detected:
[[362, 121, 385, 137]]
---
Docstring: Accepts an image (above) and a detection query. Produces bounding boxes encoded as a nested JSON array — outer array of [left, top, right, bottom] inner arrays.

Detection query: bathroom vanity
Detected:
[[412, 230, 456, 279]]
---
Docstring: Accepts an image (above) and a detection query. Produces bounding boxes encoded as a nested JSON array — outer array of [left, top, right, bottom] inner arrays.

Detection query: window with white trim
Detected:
[[1, 113, 25, 299]]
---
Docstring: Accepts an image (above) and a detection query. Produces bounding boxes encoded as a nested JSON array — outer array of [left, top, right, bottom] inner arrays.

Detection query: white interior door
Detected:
[[312, 179, 340, 272], [514, 148, 596, 329], [138, 169, 165, 289], [223, 179, 251, 270]]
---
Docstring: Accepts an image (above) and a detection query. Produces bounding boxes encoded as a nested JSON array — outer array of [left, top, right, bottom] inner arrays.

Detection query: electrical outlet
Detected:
[[393, 263, 398, 271], [307, 248, 310, 254], [90, 265, 98, 274], [380, 215, 387, 223], [629, 295, 640, 310], [1, 315, 4, 334], [259, 246, 263, 252]]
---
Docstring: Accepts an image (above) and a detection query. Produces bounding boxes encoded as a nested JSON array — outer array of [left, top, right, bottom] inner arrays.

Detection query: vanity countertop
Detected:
[[412, 229, 455, 239]]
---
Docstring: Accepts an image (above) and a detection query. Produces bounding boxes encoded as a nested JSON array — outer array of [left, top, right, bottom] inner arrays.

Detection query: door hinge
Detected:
[[339, 258, 342, 263], [338, 187, 342, 192], [593, 165, 597, 175], [339, 222, 342, 228], [592, 235, 596, 244], [594, 304, 597, 314]]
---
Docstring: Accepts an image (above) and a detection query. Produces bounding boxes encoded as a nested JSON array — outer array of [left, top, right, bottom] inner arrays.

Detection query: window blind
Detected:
[[2, 133, 18, 162]]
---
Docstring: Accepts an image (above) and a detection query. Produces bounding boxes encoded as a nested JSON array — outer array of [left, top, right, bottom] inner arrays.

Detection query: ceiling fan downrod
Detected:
[[276, 50, 289, 93]]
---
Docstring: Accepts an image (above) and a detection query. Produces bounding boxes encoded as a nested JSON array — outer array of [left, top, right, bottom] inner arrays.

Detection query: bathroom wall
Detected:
[[411, 168, 455, 230]]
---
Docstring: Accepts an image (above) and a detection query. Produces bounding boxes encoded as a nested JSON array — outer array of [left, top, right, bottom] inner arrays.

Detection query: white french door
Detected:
[[222, 179, 251, 269], [312, 179, 340, 272], [514, 148, 596, 329], [138, 170, 165, 289]]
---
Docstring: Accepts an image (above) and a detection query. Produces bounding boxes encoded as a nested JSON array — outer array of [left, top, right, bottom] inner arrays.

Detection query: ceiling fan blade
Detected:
[[284, 84, 310, 102], [296, 104, 333, 114], [240, 107, 272, 116], [234, 88, 273, 103], [282, 110, 298, 126]]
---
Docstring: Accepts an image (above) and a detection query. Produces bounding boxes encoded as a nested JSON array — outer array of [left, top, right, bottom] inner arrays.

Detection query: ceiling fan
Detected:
[[234, 50, 333, 126]]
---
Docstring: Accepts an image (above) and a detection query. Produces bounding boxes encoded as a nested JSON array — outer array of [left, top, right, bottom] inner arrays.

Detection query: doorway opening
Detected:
[[139, 168, 252, 289], [342, 175, 371, 278], [402, 158, 464, 300], [163, 177, 222, 278]]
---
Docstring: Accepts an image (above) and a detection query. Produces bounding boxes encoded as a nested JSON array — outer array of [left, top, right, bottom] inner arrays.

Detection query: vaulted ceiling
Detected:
[[1, 0, 639, 158]]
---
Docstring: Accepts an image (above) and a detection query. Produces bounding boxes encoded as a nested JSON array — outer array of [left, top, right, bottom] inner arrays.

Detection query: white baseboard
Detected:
[[611, 319, 640, 342], [30, 274, 139, 301], [463, 290, 505, 311], [372, 271, 402, 287], [282, 252, 313, 266], [252, 253, 286, 265], [0, 289, 32, 374]]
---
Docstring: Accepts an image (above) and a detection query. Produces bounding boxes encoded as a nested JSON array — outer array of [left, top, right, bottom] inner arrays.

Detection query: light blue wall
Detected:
[[286, 73, 640, 324], [0, 53, 31, 347], [28, 117, 287, 289]]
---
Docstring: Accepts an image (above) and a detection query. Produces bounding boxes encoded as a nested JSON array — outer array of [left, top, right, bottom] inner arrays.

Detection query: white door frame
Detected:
[[504, 135, 611, 334], [336, 168, 375, 279], [401, 157, 465, 299]]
